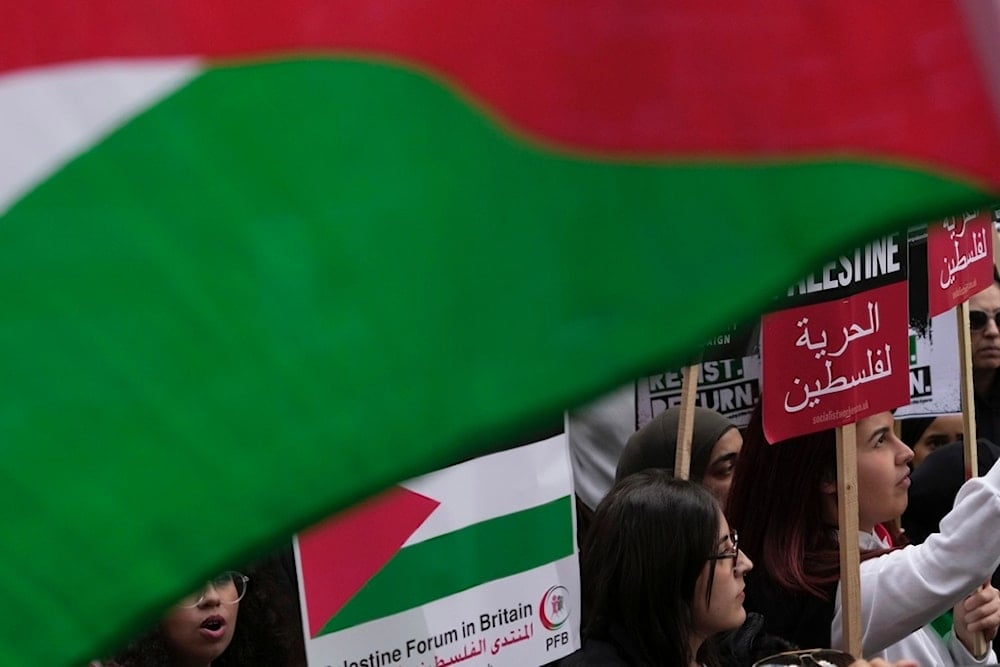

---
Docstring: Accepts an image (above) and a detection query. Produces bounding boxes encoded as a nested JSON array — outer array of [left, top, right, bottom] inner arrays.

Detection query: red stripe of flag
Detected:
[[297, 487, 440, 638], [5, 1, 1000, 185]]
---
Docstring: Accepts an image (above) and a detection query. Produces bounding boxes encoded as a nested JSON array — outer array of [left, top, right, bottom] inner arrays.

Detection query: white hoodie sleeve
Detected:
[[831, 458, 1000, 659]]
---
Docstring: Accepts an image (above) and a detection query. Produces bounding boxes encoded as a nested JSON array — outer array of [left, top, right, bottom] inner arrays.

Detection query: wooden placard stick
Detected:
[[957, 298, 988, 657], [836, 422, 862, 659], [674, 364, 699, 480]]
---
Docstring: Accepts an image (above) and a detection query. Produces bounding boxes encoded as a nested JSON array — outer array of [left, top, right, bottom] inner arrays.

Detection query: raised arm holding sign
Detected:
[[730, 232, 1000, 665], [926, 211, 998, 657], [728, 406, 1000, 665]]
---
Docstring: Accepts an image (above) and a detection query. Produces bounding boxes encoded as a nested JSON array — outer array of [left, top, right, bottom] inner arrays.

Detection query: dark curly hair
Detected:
[[105, 547, 305, 666]]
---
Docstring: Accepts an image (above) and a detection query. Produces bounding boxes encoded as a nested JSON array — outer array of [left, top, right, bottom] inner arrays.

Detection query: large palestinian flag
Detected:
[[4, 2, 1000, 664]]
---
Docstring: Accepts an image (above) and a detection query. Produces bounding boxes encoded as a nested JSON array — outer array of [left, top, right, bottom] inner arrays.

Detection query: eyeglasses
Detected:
[[177, 571, 249, 608], [708, 531, 739, 564], [969, 310, 1000, 331], [752, 648, 856, 667]]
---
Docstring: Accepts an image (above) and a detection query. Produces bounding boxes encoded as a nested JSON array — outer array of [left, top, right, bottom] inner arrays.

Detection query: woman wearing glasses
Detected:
[[163, 571, 247, 665], [99, 549, 305, 666], [559, 470, 754, 666], [728, 407, 1000, 665], [102, 570, 249, 666]]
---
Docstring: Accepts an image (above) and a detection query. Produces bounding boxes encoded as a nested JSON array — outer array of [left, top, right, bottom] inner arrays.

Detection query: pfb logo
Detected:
[[539, 585, 570, 630]]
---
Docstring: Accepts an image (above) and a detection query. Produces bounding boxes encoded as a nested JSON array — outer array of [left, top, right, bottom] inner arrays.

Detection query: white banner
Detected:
[[295, 435, 580, 667], [896, 308, 961, 417]]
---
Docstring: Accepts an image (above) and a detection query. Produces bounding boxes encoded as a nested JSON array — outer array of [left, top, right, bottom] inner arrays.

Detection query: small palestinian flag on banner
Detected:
[[295, 435, 578, 666], [3, 2, 1000, 664]]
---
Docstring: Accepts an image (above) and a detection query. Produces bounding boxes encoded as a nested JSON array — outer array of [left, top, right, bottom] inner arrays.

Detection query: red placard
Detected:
[[927, 211, 994, 317], [762, 281, 910, 442]]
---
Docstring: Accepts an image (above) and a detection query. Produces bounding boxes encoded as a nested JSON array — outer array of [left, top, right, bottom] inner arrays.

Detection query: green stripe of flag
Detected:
[[318, 495, 574, 635]]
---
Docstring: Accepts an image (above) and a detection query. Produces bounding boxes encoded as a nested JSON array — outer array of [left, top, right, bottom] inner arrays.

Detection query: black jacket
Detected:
[[557, 614, 794, 666], [903, 438, 1000, 545], [556, 624, 642, 666], [745, 572, 835, 653]]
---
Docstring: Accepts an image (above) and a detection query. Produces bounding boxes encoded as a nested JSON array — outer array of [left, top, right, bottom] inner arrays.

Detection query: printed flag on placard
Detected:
[[295, 435, 579, 667], [4, 3, 1000, 664]]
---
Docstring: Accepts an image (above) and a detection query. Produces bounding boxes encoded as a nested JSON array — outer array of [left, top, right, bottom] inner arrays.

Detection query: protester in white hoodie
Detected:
[[728, 405, 1000, 665]]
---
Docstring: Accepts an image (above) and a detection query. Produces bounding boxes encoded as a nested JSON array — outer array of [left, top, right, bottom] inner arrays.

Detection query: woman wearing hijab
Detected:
[[616, 406, 742, 505], [898, 413, 963, 470]]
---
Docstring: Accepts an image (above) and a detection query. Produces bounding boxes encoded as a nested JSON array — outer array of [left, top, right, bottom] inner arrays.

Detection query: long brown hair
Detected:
[[727, 404, 894, 601]]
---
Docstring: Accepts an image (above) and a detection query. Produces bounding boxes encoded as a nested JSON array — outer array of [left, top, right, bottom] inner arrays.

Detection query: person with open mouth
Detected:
[[97, 570, 249, 666], [160, 571, 248, 666]]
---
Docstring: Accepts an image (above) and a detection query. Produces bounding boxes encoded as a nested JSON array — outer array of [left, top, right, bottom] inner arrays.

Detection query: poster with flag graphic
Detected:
[[294, 434, 579, 667]]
